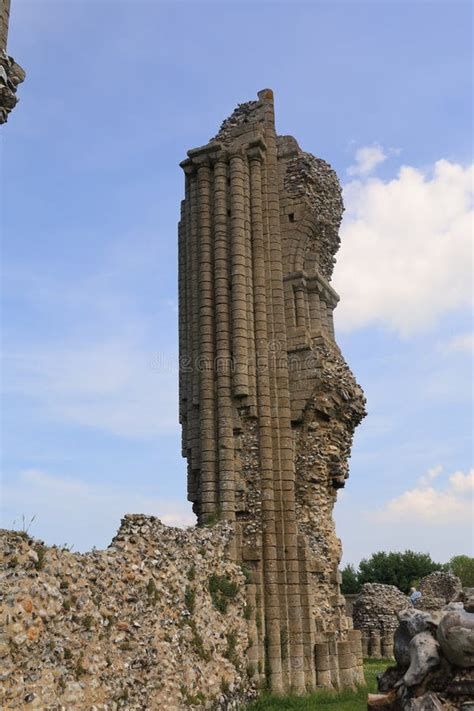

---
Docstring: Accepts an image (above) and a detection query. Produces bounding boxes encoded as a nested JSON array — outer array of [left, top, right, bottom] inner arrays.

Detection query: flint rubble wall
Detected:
[[0, 515, 254, 710]]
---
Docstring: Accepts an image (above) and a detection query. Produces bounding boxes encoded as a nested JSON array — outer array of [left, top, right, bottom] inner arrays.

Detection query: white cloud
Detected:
[[450, 469, 474, 494], [334, 158, 473, 336], [347, 144, 388, 177], [367, 466, 474, 526], [418, 464, 443, 488], [2, 469, 195, 552], [441, 332, 474, 355]]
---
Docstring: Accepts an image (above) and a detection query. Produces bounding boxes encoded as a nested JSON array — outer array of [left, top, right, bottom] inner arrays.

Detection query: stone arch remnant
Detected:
[[178, 89, 367, 693]]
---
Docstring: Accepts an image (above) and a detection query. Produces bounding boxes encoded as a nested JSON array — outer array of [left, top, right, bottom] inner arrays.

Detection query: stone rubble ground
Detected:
[[0, 515, 255, 710]]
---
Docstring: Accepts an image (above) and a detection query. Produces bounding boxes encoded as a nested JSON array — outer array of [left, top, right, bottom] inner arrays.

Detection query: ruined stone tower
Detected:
[[178, 90, 366, 693]]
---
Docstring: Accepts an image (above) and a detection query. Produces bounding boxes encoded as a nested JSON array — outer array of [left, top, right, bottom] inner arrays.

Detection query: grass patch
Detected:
[[188, 620, 211, 662], [245, 659, 390, 710], [209, 573, 239, 614]]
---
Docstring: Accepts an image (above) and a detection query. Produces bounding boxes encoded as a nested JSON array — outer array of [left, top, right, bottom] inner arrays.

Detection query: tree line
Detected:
[[341, 551, 474, 595]]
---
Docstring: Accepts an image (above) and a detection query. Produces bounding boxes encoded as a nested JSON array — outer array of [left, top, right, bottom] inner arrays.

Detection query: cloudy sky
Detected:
[[1, 0, 472, 565]]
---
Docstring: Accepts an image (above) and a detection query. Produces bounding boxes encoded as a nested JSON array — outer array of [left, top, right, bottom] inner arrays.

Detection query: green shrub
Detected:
[[146, 578, 159, 604], [188, 620, 211, 662], [83, 615, 94, 631], [224, 631, 239, 666], [184, 586, 196, 615], [209, 574, 239, 613], [240, 563, 253, 585], [34, 543, 46, 570]]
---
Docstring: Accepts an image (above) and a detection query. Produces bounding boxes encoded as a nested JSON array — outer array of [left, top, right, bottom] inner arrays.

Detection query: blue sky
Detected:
[[1, 0, 472, 564]]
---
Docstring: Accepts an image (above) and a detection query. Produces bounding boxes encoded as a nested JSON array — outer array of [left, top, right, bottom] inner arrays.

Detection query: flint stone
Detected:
[[437, 608, 474, 668], [402, 632, 440, 688], [394, 609, 433, 669]]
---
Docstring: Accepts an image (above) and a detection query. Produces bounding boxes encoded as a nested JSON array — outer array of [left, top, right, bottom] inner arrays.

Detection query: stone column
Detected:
[[196, 161, 218, 518], [320, 297, 329, 334], [258, 88, 305, 693], [178, 198, 188, 457], [230, 152, 249, 398], [294, 283, 307, 329], [243, 157, 257, 409], [337, 640, 355, 689], [213, 155, 236, 525], [348, 629, 365, 685], [182, 166, 202, 507], [328, 635, 340, 688], [370, 631, 382, 659], [314, 642, 331, 688], [249, 145, 282, 690], [382, 632, 394, 659], [308, 288, 322, 334], [297, 538, 316, 688]]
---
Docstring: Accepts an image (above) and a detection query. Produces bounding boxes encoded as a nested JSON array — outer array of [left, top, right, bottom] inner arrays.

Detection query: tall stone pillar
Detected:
[[1, 0, 25, 124], [178, 90, 366, 693]]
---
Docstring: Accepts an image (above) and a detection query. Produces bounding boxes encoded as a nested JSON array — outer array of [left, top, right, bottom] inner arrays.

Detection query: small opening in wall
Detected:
[[227, 209, 231, 217], [227, 178, 231, 185], [288, 213, 295, 223]]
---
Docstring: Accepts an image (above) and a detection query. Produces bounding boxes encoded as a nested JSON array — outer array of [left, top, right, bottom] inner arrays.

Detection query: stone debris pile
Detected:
[[0, 515, 254, 710], [367, 600, 474, 710], [353, 583, 409, 659]]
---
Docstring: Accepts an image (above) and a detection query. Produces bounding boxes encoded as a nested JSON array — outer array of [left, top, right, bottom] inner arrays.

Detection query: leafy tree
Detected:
[[357, 550, 442, 594], [445, 555, 474, 587], [341, 564, 360, 594]]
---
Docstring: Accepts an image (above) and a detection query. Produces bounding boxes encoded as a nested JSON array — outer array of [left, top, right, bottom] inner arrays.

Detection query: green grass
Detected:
[[245, 659, 391, 710]]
